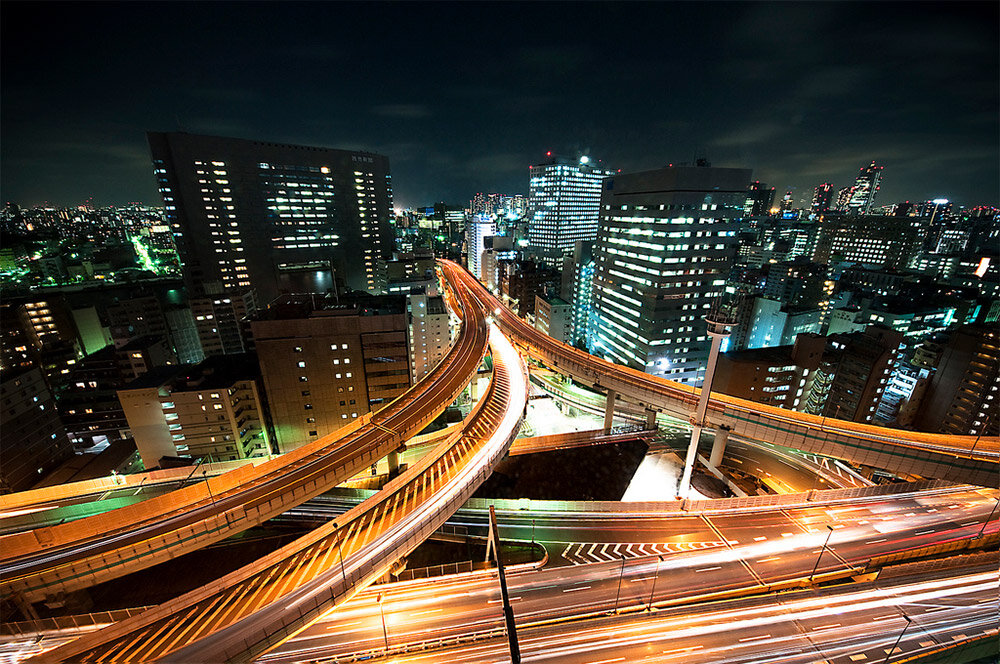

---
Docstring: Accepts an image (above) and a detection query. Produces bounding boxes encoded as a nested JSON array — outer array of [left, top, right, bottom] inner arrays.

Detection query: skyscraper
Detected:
[[147, 132, 393, 304], [811, 183, 834, 212], [528, 154, 614, 257], [845, 161, 884, 215], [465, 215, 496, 280], [591, 164, 750, 384], [744, 181, 775, 217]]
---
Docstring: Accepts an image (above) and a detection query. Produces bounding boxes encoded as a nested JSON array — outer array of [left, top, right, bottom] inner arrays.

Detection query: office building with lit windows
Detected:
[[407, 293, 451, 381], [591, 164, 750, 384], [844, 161, 883, 214], [117, 354, 271, 468], [250, 294, 411, 453], [465, 215, 496, 280], [812, 214, 927, 270], [528, 155, 614, 257], [811, 183, 834, 212], [147, 132, 393, 304]]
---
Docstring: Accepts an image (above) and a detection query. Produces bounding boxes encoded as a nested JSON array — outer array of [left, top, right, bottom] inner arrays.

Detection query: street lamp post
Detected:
[[809, 525, 835, 582], [333, 524, 348, 589], [646, 555, 663, 611], [376, 593, 389, 653], [202, 470, 215, 508], [978, 497, 1000, 539], [612, 555, 627, 614], [882, 614, 912, 663]]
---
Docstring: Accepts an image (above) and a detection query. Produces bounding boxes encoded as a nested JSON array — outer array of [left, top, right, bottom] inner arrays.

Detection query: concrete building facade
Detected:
[[251, 295, 411, 453], [147, 131, 393, 302], [591, 164, 750, 384]]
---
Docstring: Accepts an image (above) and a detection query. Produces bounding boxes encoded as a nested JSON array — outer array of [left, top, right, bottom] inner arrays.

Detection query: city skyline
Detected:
[[2, 2, 997, 208]]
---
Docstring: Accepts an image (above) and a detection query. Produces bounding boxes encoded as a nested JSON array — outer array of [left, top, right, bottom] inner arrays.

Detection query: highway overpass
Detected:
[[441, 260, 998, 487]]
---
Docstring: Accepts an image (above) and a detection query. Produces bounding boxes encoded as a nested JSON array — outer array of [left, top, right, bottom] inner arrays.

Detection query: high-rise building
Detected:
[[528, 154, 614, 256], [1, 366, 74, 492], [534, 295, 573, 343], [567, 240, 597, 348], [714, 333, 826, 410], [147, 132, 393, 303], [779, 190, 795, 212], [744, 181, 775, 217], [834, 186, 853, 211], [465, 215, 496, 280], [591, 164, 750, 383], [800, 325, 903, 423], [914, 324, 999, 436], [117, 354, 271, 467], [251, 294, 410, 453], [500, 259, 561, 318], [844, 161, 884, 215], [407, 293, 451, 381], [813, 214, 926, 269], [811, 183, 834, 212]]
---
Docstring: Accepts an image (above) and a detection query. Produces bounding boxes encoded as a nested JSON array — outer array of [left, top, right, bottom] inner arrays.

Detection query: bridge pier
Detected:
[[387, 444, 406, 479], [709, 425, 731, 468], [603, 389, 617, 433], [645, 408, 657, 430], [678, 314, 733, 498]]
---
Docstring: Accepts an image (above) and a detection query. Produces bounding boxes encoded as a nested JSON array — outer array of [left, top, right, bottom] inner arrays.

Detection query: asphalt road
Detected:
[[259, 486, 999, 663]]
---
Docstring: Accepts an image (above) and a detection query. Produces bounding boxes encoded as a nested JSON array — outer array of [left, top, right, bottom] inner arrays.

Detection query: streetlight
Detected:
[[376, 593, 389, 653], [647, 555, 663, 611], [978, 497, 1000, 539], [809, 525, 835, 582], [202, 470, 215, 508], [613, 555, 626, 614], [333, 523, 348, 589], [882, 614, 912, 663]]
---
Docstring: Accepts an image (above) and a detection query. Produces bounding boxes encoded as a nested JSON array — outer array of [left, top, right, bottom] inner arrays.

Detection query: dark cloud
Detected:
[[372, 104, 432, 119], [0, 2, 996, 208]]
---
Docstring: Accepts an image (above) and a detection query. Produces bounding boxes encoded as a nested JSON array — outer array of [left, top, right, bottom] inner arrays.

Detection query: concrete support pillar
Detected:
[[470, 376, 480, 401], [603, 389, 616, 433], [709, 425, 731, 468], [679, 328, 728, 498], [12, 592, 40, 621], [388, 444, 406, 478], [645, 408, 658, 430], [679, 425, 702, 497]]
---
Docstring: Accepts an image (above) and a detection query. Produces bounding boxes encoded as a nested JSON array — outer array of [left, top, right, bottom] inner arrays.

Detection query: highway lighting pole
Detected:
[[882, 614, 912, 664], [202, 470, 216, 508], [613, 555, 626, 614], [376, 593, 389, 653], [333, 524, 348, 589], [646, 555, 663, 611], [809, 525, 835, 582], [978, 497, 1000, 538]]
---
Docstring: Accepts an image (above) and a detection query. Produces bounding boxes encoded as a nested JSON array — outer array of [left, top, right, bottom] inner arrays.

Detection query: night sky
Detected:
[[2, 2, 997, 209]]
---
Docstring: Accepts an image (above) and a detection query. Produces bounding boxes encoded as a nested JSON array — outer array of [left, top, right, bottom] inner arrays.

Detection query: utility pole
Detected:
[[882, 615, 912, 663], [647, 555, 663, 611], [810, 525, 835, 582], [978, 497, 999, 538], [376, 593, 389, 653], [487, 505, 521, 663], [613, 555, 626, 614]]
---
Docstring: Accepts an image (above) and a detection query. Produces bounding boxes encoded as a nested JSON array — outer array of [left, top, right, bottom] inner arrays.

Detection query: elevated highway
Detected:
[[0, 265, 488, 605], [28, 263, 530, 663], [441, 260, 998, 486]]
